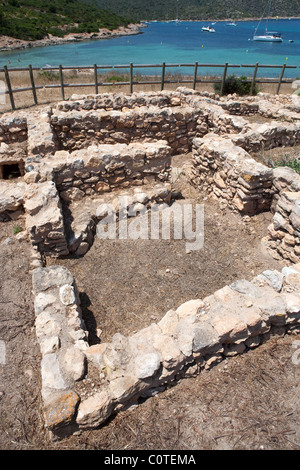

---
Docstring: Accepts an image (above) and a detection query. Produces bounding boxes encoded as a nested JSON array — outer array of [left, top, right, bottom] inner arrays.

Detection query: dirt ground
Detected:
[[54, 153, 286, 344], [1, 151, 300, 451], [252, 143, 300, 168]]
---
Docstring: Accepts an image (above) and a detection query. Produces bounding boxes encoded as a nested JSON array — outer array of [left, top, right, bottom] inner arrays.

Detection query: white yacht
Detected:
[[253, 31, 283, 42], [201, 26, 215, 33], [253, 0, 283, 42]]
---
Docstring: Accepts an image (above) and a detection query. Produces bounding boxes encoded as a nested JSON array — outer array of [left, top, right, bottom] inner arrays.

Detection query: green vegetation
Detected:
[[13, 225, 23, 234], [106, 74, 129, 83], [272, 155, 300, 174], [38, 70, 59, 81], [213, 75, 258, 96], [0, 0, 130, 41], [83, 0, 300, 22]]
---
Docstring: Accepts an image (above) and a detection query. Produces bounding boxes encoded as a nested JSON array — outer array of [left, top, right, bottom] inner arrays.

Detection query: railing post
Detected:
[[161, 62, 166, 91], [250, 62, 259, 95], [94, 64, 98, 94], [193, 61, 198, 90], [129, 63, 133, 94], [220, 62, 228, 96], [28, 64, 38, 105], [3, 65, 15, 111], [59, 65, 65, 100], [276, 63, 286, 95]]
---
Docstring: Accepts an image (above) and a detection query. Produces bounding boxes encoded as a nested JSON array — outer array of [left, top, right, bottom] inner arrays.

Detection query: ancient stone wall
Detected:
[[0, 116, 27, 144], [191, 134, 274, 214], [262, 166, 300, 264], [56, 90, 184, 112], [64, 183, 175, 256], [0, 180, 26, 220], [24, 181, 69, 257], [1, 88, 300, 438], [50, 105, 207, 155], [32, 263, 300, 435], [48, 141, 172, 199]]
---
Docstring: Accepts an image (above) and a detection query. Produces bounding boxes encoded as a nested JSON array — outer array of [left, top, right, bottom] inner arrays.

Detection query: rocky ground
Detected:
[[1, 154, 300, 450]]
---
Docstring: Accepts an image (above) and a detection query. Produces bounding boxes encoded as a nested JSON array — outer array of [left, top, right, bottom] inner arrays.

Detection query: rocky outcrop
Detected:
[[0, 23, 144, 52]]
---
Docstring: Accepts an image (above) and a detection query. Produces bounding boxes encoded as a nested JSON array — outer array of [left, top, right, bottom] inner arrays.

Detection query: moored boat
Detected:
[[253, 0, 283, 42], [201, 26, 215, 33], [253, 31, 283, 42]]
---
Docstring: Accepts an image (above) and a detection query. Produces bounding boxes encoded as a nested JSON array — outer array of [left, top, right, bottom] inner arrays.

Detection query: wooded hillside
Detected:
[[85, 0, 300, 21], [0, 0, 130, 41]]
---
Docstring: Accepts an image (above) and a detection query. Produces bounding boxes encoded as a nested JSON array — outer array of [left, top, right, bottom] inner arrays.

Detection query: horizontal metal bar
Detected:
[[183, 63, 241, 68], [44, 83, 94, 88], [249, 64, 297, 69], [132, 80, 161, 85], [9, 85, 44, 93], [132, 64, 166, 68], [0, 67, 32, 72], [195, 78, 223, 83], [240, 64, 297, 69], [254, 78, 293, 83]]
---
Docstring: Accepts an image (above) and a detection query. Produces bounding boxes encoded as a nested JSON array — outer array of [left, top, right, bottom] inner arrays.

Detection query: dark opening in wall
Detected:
[[1, 163, 22, 179]]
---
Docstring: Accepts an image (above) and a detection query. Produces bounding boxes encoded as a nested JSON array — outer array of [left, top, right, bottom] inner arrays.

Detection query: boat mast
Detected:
[[254, 0, 270, 36], [265, 0, 272, 32]]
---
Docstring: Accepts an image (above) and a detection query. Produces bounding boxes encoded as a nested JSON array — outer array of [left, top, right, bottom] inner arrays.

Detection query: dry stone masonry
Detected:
[[50, 105, 206, 155], [191, 134, 274, 214], [33, 263, 300, 435], [1, 87, 300, 437]]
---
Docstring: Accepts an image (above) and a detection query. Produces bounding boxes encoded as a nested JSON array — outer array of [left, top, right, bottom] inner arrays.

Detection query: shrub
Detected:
[[106, 74, 129, 83], [214, 74, 258, 96], [272, 155, 300, 174], [38, 70, 59, 82]]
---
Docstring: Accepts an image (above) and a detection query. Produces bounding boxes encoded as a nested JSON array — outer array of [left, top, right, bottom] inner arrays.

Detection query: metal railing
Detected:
[[0, 61, 298, 111]]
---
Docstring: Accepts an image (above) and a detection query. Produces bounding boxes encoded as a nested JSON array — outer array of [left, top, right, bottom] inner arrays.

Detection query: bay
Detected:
[[0, 19, 300, 78]]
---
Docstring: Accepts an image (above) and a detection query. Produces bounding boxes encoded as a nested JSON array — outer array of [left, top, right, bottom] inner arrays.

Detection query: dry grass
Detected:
[[0, 68, 295, 114]]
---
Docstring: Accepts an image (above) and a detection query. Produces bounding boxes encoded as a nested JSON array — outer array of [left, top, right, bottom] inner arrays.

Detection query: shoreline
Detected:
[[0, 23, 145, 53], [0, 16, 299, 53]]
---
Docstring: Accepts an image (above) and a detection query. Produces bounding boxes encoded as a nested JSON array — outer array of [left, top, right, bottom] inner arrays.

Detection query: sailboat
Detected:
[[253, 0, 283, 42], [201, 25, 215, 33]]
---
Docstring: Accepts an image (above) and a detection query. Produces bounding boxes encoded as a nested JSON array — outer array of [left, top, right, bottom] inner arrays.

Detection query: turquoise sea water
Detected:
[[0, 19, 300, 78]]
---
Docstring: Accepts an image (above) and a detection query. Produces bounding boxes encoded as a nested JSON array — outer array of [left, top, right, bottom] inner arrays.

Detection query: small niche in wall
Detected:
[[0, 162, 23, 179]]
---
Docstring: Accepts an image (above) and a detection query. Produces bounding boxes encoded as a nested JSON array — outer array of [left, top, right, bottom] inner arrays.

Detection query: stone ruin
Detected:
[[1, 87, 300, 438]]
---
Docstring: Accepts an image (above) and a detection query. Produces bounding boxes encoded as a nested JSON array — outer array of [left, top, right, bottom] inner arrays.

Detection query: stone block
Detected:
[[76, 390, 114, 429], [43, 391, 80, 430]]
